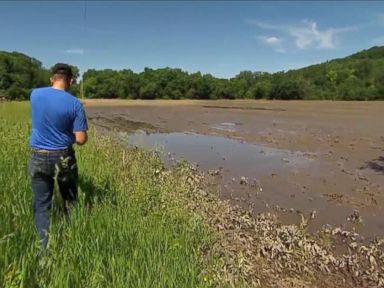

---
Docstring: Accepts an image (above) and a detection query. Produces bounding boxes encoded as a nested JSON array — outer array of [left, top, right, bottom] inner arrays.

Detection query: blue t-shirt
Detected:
[[29, 87, 88, 150]]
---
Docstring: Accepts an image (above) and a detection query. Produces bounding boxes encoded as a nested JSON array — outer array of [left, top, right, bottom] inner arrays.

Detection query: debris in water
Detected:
[[251, 178, 263, 192], [349, 242, 358, 250], [208, 169, 221, 176], [347, 210, 363, 224], [240, 176, 248, 185]]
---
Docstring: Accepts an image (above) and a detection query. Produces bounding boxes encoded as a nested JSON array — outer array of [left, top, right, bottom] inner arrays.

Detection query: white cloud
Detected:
[[248, 19, 354, 50], [64, 48, 84, 55], [257, 36, 285, 53], [289, 20, 350, 49]]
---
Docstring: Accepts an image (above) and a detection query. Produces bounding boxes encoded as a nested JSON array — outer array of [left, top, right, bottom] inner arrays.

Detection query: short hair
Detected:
[[51, 63, 73, 79]]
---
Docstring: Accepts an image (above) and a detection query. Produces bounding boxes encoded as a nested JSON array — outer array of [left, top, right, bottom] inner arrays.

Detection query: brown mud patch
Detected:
[[86, 100, 384, 239], [88, 115, 163, 133], [177, 164, 384, 287]]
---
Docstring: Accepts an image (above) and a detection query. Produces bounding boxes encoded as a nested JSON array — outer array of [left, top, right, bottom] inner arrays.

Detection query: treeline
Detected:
[[0, 51, 79, 100], [83, 46, 384, 100], [1, 46, 384, 101], [0, 51, 50, 100]]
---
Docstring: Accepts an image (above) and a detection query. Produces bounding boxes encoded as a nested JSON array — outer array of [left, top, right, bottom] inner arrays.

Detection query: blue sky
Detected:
[[1, 1, 383, 78]]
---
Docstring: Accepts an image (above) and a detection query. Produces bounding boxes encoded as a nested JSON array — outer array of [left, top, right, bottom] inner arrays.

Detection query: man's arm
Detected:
[[73, 101, 88, 145]]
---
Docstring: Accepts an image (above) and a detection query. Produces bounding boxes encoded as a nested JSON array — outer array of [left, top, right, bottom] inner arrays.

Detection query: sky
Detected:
[[1, 1, 384, 78]]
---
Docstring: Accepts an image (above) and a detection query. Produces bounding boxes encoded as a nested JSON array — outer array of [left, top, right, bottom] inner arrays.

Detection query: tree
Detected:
[[6, 86, 29, 101], [0, 51, 49, 100], [140, 82, 158, 99], [235, 71, 256, 88], [247, 81, 271, 99], [269, 78, 309, 100]]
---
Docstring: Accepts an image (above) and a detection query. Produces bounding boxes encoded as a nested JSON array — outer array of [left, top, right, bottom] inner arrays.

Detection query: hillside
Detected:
[[1, 46, 383, 100], [282, 46, 384, 100]]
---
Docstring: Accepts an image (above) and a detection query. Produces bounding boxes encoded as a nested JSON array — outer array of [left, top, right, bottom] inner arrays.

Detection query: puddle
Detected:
[[115, 130, 384, 238], [118, 131, 313, 175], [118, 131, 384, 238]]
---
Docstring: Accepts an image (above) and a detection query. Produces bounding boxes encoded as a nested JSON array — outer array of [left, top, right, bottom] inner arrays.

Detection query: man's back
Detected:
[[29, 87, 87, 150], [28, 63, 88, 249]]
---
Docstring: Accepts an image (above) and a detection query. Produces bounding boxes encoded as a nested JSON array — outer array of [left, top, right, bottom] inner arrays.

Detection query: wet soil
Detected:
[[85, 99, 384, 239]]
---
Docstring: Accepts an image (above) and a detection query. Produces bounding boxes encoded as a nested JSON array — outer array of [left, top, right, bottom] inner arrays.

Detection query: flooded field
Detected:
[[86, 99, 384, 239]]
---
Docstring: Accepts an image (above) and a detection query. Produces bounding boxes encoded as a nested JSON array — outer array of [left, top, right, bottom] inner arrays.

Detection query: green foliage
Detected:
[[0, 51, 82, 99], [283, 46, 384, 100], [2, 46, 384, 100], [81, 46, 384, 100], [246, 81, 271, 99], [5, 86, 29, 100], [269, 78, 309, 100], [0, 51, 50, 100]]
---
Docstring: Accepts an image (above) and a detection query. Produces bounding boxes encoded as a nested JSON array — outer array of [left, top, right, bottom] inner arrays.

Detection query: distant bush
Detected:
[[6, 86, 29, 100], [269, 78, 309, 100]]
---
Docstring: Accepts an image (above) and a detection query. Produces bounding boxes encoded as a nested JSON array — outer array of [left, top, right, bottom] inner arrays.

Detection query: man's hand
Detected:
[[74, 131, 88, 145]]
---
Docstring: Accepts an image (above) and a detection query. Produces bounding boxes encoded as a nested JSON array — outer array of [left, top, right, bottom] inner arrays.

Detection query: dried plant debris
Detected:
[[173, 164, 384, 287], [347, 210, 363, 224], [208, 168, 222, 176], [240, 176, 248, 185]]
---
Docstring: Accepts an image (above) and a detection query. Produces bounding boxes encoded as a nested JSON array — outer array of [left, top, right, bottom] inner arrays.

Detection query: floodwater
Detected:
[[117, 129, 380, 239], [86, 100, 384, 239], [120, 130, 312, 172]]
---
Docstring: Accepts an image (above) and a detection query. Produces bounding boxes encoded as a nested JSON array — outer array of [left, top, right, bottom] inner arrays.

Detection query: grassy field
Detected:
[[0, 102, 215, 287], [2, 101, 384, 288]]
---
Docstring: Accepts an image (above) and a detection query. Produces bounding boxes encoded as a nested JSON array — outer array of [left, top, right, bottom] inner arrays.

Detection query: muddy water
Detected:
[[116, 129, 374, 239], [122, 130, 312, 171], [87, 101, 384, 239]]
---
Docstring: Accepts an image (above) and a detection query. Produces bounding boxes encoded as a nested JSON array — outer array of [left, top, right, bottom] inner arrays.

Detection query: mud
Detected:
[[85, 100, 384, 239]]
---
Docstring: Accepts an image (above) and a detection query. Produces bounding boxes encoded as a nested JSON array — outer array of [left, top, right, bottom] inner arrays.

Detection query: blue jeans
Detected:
[[28, 149, 78, 248]]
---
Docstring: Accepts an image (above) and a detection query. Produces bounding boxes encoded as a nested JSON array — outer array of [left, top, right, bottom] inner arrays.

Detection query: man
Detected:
[[28, 63, 88, 248]]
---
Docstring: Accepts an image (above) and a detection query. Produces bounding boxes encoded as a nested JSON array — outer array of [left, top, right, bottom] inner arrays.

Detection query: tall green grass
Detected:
[[0, 102, 213, 287]]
